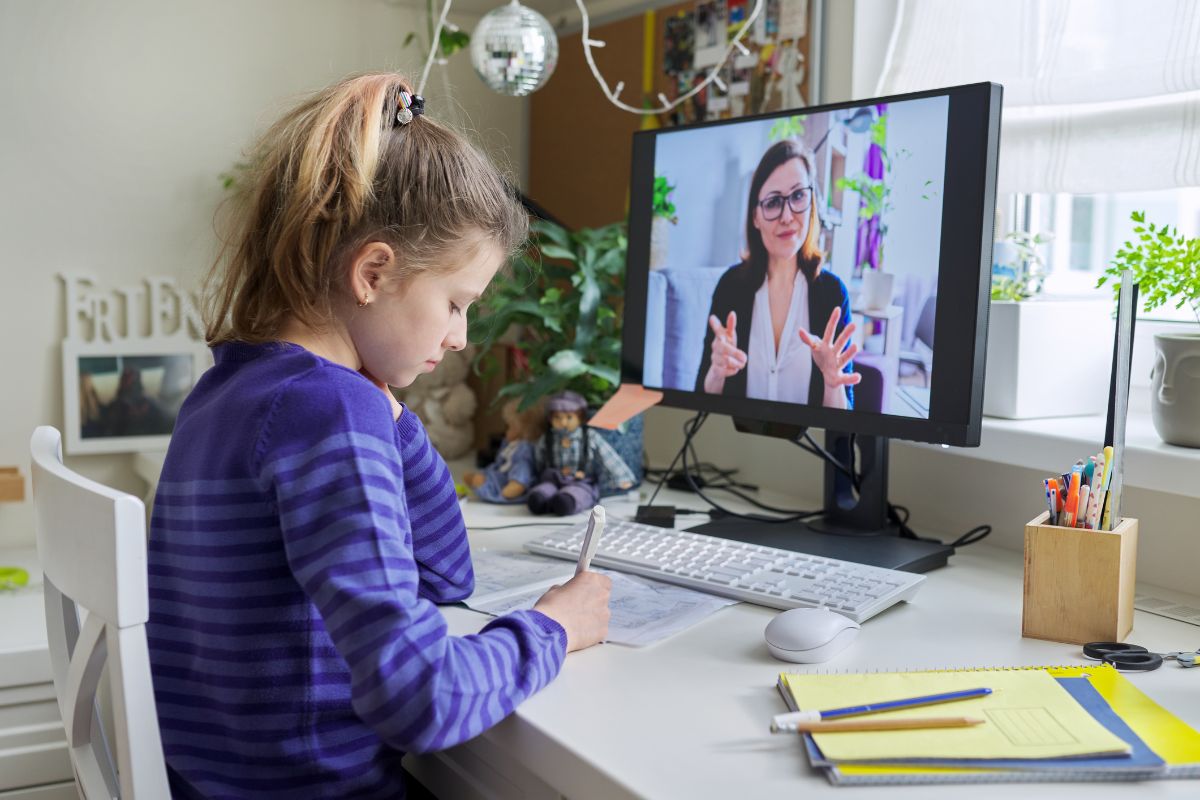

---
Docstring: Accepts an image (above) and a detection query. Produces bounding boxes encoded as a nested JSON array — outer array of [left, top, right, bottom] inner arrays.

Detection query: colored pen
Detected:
[[576, 505, 605, 575], [1076, 484, 1090, 529], [770, 687, 993, 726], [1043, 479, 1057, 525], [1083, 483, 1100, 530], [1100, 453, 1118, 531], [1063, 470, 1081, 528], [772, 715, 985, 734]]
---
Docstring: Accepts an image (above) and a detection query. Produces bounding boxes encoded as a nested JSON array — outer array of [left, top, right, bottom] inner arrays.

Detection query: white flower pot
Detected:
[[983, 300, 1113, 419]]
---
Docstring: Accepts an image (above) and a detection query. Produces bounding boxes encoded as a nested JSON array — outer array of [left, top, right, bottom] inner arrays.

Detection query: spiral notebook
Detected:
[[776, 664, 1200, 786]]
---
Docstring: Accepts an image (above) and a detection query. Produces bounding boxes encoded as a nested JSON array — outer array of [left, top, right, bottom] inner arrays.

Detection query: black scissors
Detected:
[[1084, 641, 1200, 671]]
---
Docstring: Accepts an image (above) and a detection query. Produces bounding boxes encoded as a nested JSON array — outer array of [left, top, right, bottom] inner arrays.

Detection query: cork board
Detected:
[[529, 1, 816, 230]]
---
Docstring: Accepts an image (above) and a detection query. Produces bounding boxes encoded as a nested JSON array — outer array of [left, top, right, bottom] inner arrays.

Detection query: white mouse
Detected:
[[764, 607, 860, 663]]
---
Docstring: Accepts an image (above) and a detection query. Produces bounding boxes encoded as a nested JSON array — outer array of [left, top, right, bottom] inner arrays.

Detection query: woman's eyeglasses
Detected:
[[758, 187, 813, 221]]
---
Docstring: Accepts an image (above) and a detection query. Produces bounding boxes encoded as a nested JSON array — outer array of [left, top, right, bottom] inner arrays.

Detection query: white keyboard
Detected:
[[525, 518, 926, 623]]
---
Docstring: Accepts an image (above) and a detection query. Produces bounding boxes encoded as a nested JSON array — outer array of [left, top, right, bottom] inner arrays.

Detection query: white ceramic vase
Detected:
[[1150, 331, 1200, 448]]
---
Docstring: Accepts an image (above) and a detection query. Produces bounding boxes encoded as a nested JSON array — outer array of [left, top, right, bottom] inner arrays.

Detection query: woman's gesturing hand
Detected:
[[703, 311, 748, 393], [797, 306, 862, 389]]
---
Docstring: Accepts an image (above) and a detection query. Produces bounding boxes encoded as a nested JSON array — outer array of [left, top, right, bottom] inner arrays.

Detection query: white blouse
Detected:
[[747, 274, 812, 403]]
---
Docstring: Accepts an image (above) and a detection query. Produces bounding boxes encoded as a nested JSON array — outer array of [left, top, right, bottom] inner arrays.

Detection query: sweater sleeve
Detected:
[[255, 373, 566, 755], [395, 407, 474, 603]]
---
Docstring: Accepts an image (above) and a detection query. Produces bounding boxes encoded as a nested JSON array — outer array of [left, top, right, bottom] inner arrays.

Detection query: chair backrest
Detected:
[[851, 361, 884, 413], [915, 295, 937, 349], [29, 426, 169, 799]]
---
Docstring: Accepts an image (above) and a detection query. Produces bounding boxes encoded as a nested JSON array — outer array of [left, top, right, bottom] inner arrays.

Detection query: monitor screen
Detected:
[[621, 83, 1001, 446]]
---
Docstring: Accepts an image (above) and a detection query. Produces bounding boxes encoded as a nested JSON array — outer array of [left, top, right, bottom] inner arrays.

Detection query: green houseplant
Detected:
[[1099, 211, 1200, 447], [469, 217, 644, 485], [991, 230, 1053, 302], [470, 218, 627, 413]]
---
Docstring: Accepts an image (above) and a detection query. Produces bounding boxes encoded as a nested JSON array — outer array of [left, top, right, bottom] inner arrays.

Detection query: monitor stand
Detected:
[[685, 422, 955, 574]]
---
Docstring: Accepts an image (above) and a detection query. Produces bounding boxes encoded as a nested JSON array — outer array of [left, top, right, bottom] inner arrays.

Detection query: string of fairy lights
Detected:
[[418, 0, 767, 116]]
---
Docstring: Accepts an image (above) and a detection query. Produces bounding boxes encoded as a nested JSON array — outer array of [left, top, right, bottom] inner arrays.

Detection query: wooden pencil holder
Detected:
[[1021, 512, 1138, 645]]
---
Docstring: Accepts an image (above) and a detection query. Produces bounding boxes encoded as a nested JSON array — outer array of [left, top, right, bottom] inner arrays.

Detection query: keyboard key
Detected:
[[523, 519, 924, 623]]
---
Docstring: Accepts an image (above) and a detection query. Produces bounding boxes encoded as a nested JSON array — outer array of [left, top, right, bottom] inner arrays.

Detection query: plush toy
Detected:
[[463, 399, 545, 503], [527, 391, 636, 516], [398, 347, 477, 460]]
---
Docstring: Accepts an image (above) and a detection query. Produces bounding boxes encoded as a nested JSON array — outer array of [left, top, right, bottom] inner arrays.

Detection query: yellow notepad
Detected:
[[779, 668, 1130, 762]]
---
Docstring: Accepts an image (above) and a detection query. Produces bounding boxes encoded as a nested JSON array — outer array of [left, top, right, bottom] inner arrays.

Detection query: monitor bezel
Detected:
[[620, 82, 1002, 447]]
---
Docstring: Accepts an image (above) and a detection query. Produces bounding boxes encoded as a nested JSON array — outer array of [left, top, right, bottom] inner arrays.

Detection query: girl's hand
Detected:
[[798, 307, 862, 389], [703, 312, 748, 393], [360, 367, 403, 421], [533, 571, 612, 653]]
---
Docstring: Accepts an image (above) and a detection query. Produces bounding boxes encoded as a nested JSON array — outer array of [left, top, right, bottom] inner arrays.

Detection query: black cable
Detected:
[[469, 521, 585, 531], [800, 430, 860, 491], [647, 461, 758, 493], [643, 421, 692, 508], [791, 438, 992, 548], [677, 414, 824, 523]]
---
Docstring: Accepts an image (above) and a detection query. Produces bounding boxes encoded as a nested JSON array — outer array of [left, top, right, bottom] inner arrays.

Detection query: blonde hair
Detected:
[[204, 72, 528, 345]]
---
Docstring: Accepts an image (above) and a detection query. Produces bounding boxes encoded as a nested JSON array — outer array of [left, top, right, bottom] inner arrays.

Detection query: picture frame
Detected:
[[62, 339, 212, 455]]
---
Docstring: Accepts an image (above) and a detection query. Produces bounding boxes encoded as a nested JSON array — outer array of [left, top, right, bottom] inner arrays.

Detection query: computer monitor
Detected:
[[621, 83, 1002, 572]]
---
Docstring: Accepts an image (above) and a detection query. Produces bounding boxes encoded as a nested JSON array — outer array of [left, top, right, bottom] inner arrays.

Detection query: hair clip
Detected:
[[396, 91, 425, 126]]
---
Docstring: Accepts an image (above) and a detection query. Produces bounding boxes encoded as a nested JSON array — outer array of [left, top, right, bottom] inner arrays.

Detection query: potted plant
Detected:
[[469, 218, 644, 487], [648, 176, 678, 271], [981, 229, 1114, 419], [1099, 211, 1200, 447]]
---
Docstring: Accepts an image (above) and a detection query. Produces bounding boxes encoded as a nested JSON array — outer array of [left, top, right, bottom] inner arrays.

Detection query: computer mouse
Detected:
[[764, 607, 861, 663]]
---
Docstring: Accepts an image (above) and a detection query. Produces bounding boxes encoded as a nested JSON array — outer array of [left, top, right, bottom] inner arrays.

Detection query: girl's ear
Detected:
[[348, 241, 397, 301]]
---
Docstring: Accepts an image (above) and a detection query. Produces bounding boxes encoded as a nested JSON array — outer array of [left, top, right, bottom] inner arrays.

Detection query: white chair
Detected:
[[30, 426, 169, 799]]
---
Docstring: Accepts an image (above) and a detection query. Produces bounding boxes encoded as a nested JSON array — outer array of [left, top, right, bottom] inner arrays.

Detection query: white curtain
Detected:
[[874, 0, 1200, 194]]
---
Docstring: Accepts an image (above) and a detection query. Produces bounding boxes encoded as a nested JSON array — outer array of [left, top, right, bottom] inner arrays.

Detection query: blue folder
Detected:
[[804, 677, 1166, 775]]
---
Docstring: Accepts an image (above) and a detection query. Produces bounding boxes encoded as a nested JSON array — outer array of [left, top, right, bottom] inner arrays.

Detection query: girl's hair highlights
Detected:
[[204, 72, 528, 345]]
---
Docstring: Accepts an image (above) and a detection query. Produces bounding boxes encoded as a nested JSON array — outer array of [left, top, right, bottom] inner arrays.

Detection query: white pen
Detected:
[[576, 506, 606, 575]]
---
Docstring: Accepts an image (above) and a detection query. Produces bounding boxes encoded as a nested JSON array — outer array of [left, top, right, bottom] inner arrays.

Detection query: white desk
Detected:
[[406, 496, 1200, 800]]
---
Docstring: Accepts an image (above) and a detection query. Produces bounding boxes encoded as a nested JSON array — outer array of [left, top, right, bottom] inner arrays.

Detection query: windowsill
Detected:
[[905, 392, 1200, 499]]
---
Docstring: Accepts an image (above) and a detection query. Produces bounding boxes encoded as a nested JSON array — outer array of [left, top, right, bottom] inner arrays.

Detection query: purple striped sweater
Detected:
[[147, 341, 566, 799]]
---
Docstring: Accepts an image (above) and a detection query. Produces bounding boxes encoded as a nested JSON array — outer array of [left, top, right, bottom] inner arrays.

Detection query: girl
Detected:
[[147, 73, 611, 799]]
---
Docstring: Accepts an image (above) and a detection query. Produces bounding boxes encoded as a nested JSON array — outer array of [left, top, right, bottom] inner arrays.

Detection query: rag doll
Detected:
[[527, 391, 635, 516], [463, 399, 544, 503]]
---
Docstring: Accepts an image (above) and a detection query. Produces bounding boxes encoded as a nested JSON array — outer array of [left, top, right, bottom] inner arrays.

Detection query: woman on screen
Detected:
[[695, 139, 860, 408]]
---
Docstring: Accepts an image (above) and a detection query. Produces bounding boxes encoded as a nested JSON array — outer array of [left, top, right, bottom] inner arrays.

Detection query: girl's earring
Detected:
[[358, 295, 370, 308]]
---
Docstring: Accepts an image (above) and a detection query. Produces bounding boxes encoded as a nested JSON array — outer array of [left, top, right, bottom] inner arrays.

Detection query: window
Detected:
[[999, 187, 1200, 319]]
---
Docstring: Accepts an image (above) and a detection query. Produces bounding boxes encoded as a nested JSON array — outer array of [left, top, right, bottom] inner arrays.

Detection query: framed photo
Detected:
[[62, 339, 211, 455]]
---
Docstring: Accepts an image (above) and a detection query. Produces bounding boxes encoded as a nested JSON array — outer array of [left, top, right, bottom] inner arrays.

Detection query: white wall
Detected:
[[0, 0, 528, 547]]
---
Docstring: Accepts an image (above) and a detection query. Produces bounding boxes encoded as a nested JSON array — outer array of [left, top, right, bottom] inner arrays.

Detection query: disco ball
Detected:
[[470, 1, 558, 96]]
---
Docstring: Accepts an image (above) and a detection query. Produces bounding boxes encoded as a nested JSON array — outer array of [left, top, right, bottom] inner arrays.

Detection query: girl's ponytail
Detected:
[[205, 73, 527, 345]]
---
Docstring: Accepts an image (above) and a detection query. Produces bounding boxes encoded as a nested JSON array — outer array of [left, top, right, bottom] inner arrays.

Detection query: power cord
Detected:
[[675, 413, 825, 523], [789, 436, 992, 548], [469, 521, 583, 531]]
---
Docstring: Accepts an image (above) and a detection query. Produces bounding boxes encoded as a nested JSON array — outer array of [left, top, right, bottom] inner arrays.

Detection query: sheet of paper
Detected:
[[780, 670, 1130, 762], [471, 566, 736, 647], [587, 383, 664, 430], [464, 550, 575, 611], [778, 0, 807, 40]]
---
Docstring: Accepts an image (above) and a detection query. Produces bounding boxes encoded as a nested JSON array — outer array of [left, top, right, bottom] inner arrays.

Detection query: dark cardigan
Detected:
[[694, 263, 854, 407]]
